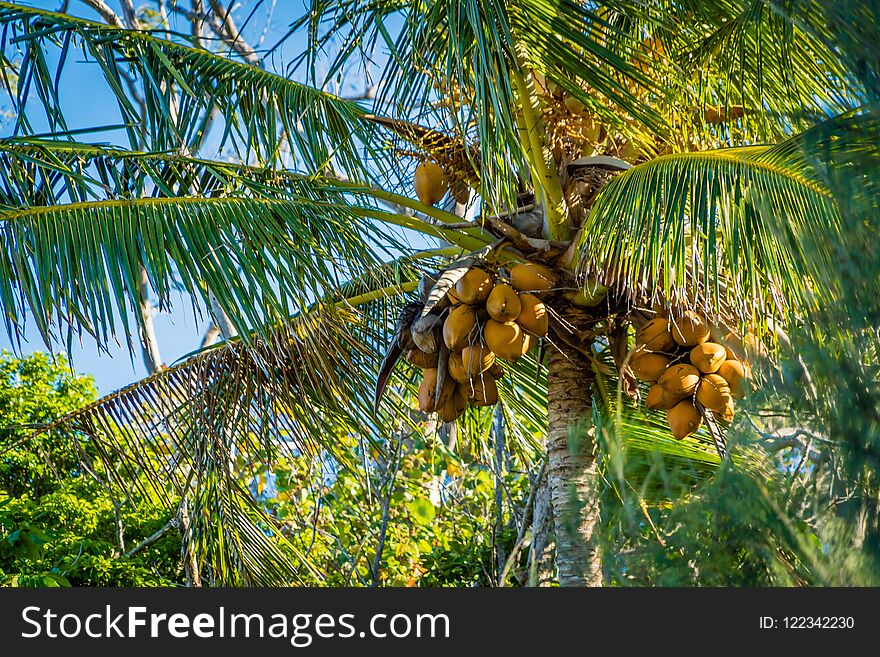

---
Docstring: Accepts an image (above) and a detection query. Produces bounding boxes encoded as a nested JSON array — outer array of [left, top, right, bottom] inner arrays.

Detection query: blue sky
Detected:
[[0, 1, 421, 393]]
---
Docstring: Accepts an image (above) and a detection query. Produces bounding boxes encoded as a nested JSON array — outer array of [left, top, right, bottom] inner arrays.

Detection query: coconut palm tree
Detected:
[[0, 0, 875, 586]]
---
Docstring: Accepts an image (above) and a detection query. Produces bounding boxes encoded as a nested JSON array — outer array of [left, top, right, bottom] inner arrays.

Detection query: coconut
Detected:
[[629, 349, 671, 382], [462, 344, 495, 376], [435, 370, 456, 409], [466, 375, 499, 407], [486, 283, 522, 323], [645, 383, 682, 410], [717, 359, 749, 398], [659, 363, 701, 396], [695, 374, 732, 412], [447, 351, 470, 384], [455, 268, 494, 305], [515, 293, 549, 336], [407, 348, 438, 369], [446, 285, 463, 305], [565, 278, 608, 307], [720, 398, 735, 422], [510, 262, 557, 293], [564, 95, 586, 115], [443, 305, 477, 351], [484, 319, 529, 360], [418, 369, 438, 412], [636, 317, 676, 352], [414, 162, 448, 206], [668, 400, 702, 439], [438, 391, 466, 423], [709, 325, 743, 360], [689, 342, 727, 374], [488, 362, 504, 379], [671, 311, 710, 347]]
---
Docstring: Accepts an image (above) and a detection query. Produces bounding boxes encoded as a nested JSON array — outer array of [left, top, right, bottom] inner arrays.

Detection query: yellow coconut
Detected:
[[689, 342, 727, 374], [510, 262, 557, 293], [414, 161, 448, 206], [668, 400, 702, 439], [447, 351, 470, 384], [645, 383, 682, 410], [455, 268, 494, 305], [636, 317, 676, 352], [435, 370, 456, 409], [462, 343, 495, 376], [564, 95, 586, 115], [659, 363, 701, 396], [488, 362, 504, 380], [418, 369, 438, 412], [466, 375, 499, 407], [443, 305, 477, 351], [446, 285, 463, 305], [720, 398, 735, 422], [407, 348, 438, 369], [671, 311, 710, 347], [515, 293, 549, 337], [630, 350, 671, 382], [484, 319, 529, 361], [709, 325, 744, 361], [453, 384, 469, 412], [486, 283, 522, 323], [717, 359, 749, 398], [439, 388, 467, 422], [695, 374, 732, 412]]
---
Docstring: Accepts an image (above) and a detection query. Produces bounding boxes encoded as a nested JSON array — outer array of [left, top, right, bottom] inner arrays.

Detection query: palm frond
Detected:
[[670, 0, 861, 136], [300, 0, 664, 209], [0, 1, 381, 177], [573, 134, 844, 324], [0, 140, 497, 347]]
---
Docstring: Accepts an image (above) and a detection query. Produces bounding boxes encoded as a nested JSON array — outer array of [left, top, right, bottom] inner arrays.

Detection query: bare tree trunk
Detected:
[[200, 323, 221, 348], [546, 348, 602, 586], [528, 465, 555, 586], [207, 291, 238, 340], [177, 498, 202, 587], [492, 405, 506, 584], [138, 266, 163, 374]]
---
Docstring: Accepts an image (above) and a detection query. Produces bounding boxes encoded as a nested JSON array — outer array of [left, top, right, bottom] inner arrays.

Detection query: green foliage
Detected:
[[0, 352, 182, 586], [253, 435, 528, 586]]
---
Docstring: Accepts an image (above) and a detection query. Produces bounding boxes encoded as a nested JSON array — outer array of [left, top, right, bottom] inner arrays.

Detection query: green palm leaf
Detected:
[[572, 131, 846, 323], [0, 140, 497, 346], [302, 0, 663, 208], [0, 1, 381, 177]]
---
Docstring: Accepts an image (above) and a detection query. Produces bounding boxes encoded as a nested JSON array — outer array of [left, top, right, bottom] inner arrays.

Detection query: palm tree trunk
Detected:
[[546, 347, 602, 586]]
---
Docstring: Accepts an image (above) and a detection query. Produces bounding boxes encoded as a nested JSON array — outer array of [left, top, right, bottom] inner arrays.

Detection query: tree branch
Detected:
[[208, 0, 260, 66], [78, 0, 124, 28]]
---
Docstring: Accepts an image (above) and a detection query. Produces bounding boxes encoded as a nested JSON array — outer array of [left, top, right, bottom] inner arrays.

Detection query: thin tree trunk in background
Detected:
[[528, 465, 555, 586], [493, 405, 506, 584], [200, 323, 221, 348], [138, 266, 163, 374], [546, 348, 602, 586], [208, 292, 238, 340], [177, 498, 202, 587], [84, 3, 164, 376]]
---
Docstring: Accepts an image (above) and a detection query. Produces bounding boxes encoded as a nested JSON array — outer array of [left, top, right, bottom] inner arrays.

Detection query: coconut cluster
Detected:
[[408, 262, 557, 423], [631, 311, 751, 439]]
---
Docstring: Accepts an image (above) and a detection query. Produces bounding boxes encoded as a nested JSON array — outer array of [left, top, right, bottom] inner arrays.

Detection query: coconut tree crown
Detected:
[[0, 0, 875, 584]]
